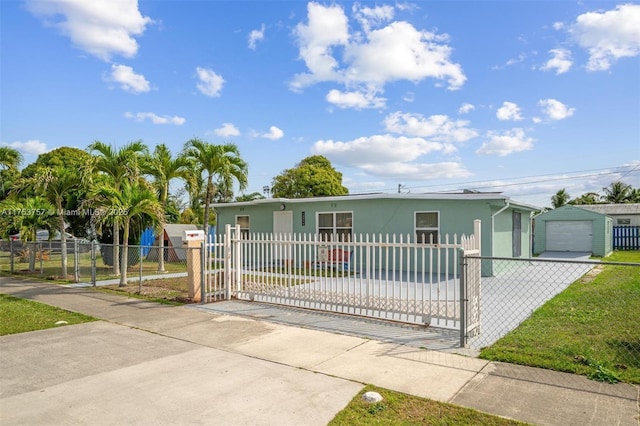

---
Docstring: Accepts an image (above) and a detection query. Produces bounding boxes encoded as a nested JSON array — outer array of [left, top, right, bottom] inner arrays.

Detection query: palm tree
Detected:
[[551, 188, 570, 208], [88, 140, 147, 276], [142, 144, 193, 272], [182, 139, 248, 236], [92, 179, 164, 286], [32, 166, 81, 278], [0, 146, 22, 170], [602, 181, 632, 203], [570, 192, 600, 205], [0, 147, 22, 200]]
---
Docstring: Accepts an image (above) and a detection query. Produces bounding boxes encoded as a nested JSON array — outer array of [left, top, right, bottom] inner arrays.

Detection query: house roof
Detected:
[[576, 203, 640, 215], [538, 205, 609, 219], [215, 192, 540, 211]]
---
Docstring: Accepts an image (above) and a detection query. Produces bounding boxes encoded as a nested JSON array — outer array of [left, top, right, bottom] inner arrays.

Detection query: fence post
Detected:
[[91, 240, 96, 287], [459, 249, 467, 348], [39, 242, 44, 277], [138, 245, 143, 293], [232, 224, 241, 299], [200, 239, 206, 304], [9, 238, 14, 274], [74, 238, 79, 283]]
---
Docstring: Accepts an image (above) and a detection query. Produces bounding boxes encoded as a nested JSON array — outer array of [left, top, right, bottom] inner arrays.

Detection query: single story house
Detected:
[[214, 193, 539, 268], [575, 203, 640, 226], [533, 205, 613, 257]]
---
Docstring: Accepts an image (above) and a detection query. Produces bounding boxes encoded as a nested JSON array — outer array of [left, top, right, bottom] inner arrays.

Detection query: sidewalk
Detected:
[[1, 276, 638, 425]]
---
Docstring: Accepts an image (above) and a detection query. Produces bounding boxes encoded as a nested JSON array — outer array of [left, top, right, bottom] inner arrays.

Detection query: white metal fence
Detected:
[[201, 221, 481, 337]]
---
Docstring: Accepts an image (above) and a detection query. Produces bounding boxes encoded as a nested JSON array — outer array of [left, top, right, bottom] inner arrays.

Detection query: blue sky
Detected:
[[1, 0, 639, 208]]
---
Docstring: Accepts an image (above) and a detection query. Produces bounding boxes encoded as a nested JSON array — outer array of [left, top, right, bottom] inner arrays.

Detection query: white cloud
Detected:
[[248, 24, 266, 50], [215, 123, 240, 137], [4, 140, 48, 155], [326, 89, 386, 109], [345, 21, 465, 89], [383, 112, 478, 144], [538, 99, 575, 120], [290, 2, 349, 90], [496, 102, 524, 121], [124, 112, 185, 125], [568, 4, 640, 71], [540, 48, 573, 74], [359, 161, 471, 179], [313, 134, 471, 180], [196, 67, 225, 97], [476, 128, 534, 157], [260, 126, 284, 140], [492, 53, 527, 70], [458, 103, 475, 114], [353, 4, 394, 32], [343, 178, 387, 192], [25, 0, 152, 61], [107, 64, 150, 93], [402, 92, 415, 102], [314, 134, 443, 166], [290, 2, 465, 109]]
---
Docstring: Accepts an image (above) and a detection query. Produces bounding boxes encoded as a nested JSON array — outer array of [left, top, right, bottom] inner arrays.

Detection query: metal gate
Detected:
[[202, 222, 481, 334]]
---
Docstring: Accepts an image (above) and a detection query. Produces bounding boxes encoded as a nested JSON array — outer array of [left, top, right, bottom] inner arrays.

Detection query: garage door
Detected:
[[546, 221, 593, 252]]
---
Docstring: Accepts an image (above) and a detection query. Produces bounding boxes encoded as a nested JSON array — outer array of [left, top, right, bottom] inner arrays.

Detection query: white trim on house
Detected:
[[222, 192, 539, 211], [414, 211, 440, 243], [316, 210, 353, 241]]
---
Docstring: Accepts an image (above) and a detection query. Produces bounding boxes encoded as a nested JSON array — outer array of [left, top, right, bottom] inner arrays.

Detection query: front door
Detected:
[[273, 211, 293, 263], [273, 211, 293, 235]]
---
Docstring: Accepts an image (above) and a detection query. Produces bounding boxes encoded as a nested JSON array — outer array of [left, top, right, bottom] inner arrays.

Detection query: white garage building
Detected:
[[534, 205, 613, 257]]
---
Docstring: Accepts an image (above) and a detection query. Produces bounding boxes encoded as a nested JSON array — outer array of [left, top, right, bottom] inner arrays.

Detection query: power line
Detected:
[[350, 164, 639, 195]]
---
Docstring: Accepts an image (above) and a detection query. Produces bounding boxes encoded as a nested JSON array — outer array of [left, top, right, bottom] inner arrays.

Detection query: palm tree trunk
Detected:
[[157, 194, 167, 273], [113, 222, 120, 276], [28, 242, 36, 272], [203, 176, 213, 236], [119, 221, 129, 287]]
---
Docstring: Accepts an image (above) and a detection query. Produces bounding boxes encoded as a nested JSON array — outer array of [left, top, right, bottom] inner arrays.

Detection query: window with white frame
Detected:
[[236, 215, 250, 239], [317, 212, 352, 242], [617, 218, 631, 225], [415, 211, 439, 243]]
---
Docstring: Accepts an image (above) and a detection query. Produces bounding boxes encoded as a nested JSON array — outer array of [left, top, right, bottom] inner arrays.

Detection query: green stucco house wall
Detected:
[[213, 193, 538, 265]]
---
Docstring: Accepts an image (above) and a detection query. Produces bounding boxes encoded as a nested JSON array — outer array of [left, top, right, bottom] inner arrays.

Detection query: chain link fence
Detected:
[[466, 256, 640, 384], [0, 240, 192, 302]]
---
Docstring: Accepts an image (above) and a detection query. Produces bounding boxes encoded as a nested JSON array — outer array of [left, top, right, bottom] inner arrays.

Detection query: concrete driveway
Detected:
[[468, 255, 598, 349], [537, 251, 594, 261]]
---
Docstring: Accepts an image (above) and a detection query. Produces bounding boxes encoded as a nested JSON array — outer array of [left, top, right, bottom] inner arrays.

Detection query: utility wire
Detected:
[[350, 164, 639, 195]]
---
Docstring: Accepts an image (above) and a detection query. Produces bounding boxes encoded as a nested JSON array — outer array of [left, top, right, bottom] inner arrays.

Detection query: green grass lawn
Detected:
[[0, 294, 97, 335], [330, 385, 528, 426], [480, 251, 640, 384]]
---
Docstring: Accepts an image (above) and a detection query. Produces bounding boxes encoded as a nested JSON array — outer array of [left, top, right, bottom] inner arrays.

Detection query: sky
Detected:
[[1, 0, 639, 208]]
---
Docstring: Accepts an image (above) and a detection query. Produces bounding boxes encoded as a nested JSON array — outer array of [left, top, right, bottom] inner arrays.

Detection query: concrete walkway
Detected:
[[1, 276, 638, 425]]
